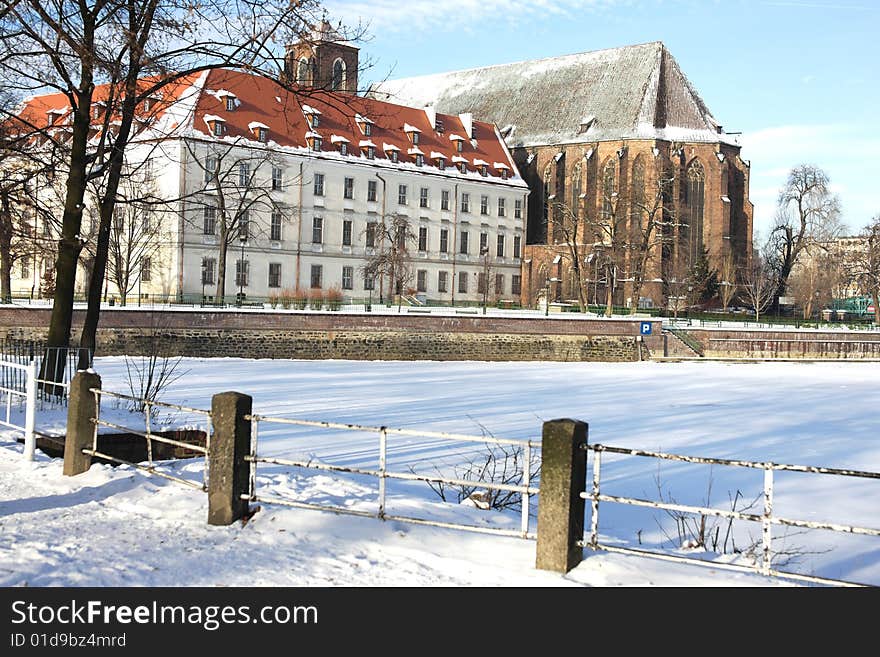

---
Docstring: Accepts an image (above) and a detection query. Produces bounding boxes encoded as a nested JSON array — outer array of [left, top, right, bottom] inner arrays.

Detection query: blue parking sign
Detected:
[[640, 322, 652, 335]]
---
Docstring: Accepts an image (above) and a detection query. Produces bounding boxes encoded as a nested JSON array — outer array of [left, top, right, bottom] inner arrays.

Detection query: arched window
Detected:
[[601, 159, 616, 222], [332, 58, 346, 91], [296, 58, 311, 85], [542, 164, 553, 239], [571, 162, 582, 221], [686, 160, 705, 264], [630, 156, 646, 225]]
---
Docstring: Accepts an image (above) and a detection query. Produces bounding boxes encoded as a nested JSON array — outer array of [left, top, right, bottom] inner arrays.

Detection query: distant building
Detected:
[[370, 42, 754, 308], [8, 24, 527, 306]]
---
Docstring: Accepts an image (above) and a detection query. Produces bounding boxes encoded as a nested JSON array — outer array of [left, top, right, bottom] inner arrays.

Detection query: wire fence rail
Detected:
[[243, 413, 539, 539], [580, 443, 880, 588]]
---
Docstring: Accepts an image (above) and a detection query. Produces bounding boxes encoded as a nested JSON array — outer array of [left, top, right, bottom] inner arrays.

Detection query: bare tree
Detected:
[[788, 247, 835, 320], [362, 213, 415, 311], [768, 164, 843, 310], [741, 250, 778, 323], [186, 139, 293, 305], [718, 252, 738, 313], [850, 216, 880, 325]]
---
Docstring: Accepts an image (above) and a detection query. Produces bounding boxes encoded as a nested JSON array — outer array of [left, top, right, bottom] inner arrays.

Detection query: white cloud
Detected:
[[325, 0, 621, 34]]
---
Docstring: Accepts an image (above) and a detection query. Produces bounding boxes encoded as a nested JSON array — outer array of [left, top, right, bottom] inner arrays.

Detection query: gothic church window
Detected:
[[686, 160, 705, 264], [297, 58, 310, 85], [332, 59, 346, 91], [601, 159, 616, 222]]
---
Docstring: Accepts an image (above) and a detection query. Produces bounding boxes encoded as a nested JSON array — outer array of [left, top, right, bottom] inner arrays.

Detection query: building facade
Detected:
[[370, 42, 754, 309], [8, 33, 527, 306]]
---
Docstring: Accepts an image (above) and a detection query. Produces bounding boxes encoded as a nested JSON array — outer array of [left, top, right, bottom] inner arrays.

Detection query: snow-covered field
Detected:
[[1, 358, 878, 587]]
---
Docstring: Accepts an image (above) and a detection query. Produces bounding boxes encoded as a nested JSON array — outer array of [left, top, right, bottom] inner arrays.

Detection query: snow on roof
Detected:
[[359, 139, 377, 148], [355, 113, 374, 124], [215, 89, 235, 98], [403, 123, 421, 133], [448, 133, 465, 141], [473, 158, 489, 166], [203, 114, 225, 123], [305, 130, 322, 139], [430, 151, 447, 159], [452, 155, 469, 164], [493, 162, 510, 169], [330, 135, 350, 144], [407, 147, 424, 156], [383, 143, 400, 151], [370, 42, 741, 148], [302, 104, 321, 115], [248, 121, 270, 131]]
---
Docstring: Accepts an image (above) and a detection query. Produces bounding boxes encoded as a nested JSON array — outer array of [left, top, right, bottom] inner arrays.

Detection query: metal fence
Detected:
[[0, 340, 92, 404], [581, 443, 880, 587], [243, 413, 540, 539], [0, 360, 36, 460], [87, 388, 212, 491]]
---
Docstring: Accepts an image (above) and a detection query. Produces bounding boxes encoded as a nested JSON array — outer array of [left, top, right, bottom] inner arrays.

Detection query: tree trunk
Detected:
[[0, 191, 12, 304], [216, 230, 228, 305], [605, 267, 613, 317], [873, 292, 880, 326]]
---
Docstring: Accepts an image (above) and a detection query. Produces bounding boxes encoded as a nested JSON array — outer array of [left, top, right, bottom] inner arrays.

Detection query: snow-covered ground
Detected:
[[2, 358, 878, 587]]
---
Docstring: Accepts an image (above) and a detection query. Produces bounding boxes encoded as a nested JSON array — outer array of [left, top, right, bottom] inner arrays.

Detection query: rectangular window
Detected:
[[238, 210, 249, 241], [272, 166, 283, 191], [438, 271, 448, 293], [459, 231, 469, 255], [418, 226, 428, 252], [496, 234, 505, 258], [344, 177, 354, 199], [439, 228, 448, 253], [268, 263, 282, 288], [313, 173, 324, 197], [21, 257, 29, 279], [238, 162, 249, 187], [201, 258, 216, 285], [512, 274, 522, 295], [235, 259, 249, 287], [312, 216, 323, 244], [461, 193, 470, 213], [366, 222, 376, 248], [398, 184, 407, 205], [204, 156, 217, 183], [419, 187, 429, 208], [458, 271, 468, 294], [513, 235, 522, 259], [367, 180, 377, 202], [477, 272, 487, 294], [495, 274, 504, 295], [271, 210, 282, 241], [141, 257, 152, 282], [514, 198, 522, 219], [364, 273, 374, 290], [479, 232, 488, 255], [480, 195, 489, 215], [441, 190, 450, 211], [498, 198, 506, 217], [343, 219, 353, 246], [417, 269, 427, 293], [203, 206, 216, 235], [310, 264, 322, 289], [342, 266, 354, 290]]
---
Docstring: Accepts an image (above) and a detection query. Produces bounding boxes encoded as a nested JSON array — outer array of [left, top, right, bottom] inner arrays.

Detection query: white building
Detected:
[[10, 49, 528, 307]]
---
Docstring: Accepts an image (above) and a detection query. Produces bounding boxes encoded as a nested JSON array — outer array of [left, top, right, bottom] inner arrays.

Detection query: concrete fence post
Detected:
[[208, 391, 252, 526], [63, 371, 101, 476], [536, 418, 588, 573]]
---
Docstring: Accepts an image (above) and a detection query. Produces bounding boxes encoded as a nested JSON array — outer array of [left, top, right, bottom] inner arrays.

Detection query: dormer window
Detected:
[[331, 134, 350, 155], [431, 152, 446, 170], [470, 125, 477, 139], [457, 141, 463, 153], [303, 104, 321, 130], [367, 146, 375, 159], [404, 123, 422, 145], [356, 114, 375, 138], [306, 130, 322, 151], [501, 169, 509, 180], [214, 123, 223, 136], [248, 121, 270, 143], [481, 165, 488, 177], [459, 162, 467, 174], [416, 154, 424, 167], [390, 150, 398, 163], [217, 90, 237, 112], [205, 115, 226, 137], [341, 143, 348, 155], [226, 97, 235, 111], [144, 98, 151, 112], [360, 139, 377, 160]]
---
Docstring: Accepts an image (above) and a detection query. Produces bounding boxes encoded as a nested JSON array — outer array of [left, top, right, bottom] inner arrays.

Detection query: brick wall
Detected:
[[687, 329, 880, 359], [0, 308, 663, 363]]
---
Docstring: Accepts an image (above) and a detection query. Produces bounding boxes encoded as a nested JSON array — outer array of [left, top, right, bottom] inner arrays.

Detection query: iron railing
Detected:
[[243, 414, 539, 538], [580, 443, 880, 587]]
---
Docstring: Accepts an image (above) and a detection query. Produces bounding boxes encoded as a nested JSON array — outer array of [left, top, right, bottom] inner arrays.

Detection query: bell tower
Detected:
[[285, 20, 359, 94]]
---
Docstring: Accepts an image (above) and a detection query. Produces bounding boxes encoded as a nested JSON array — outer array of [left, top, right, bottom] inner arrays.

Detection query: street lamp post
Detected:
[[201, 259, 206, 307], [238, 232, 246, 307]]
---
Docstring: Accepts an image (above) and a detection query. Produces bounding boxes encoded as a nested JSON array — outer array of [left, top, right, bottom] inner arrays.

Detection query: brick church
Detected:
[[370, 42, 753, 309]]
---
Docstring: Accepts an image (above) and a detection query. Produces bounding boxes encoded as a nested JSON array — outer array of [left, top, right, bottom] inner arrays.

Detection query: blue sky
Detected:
[[326, 0, 880, 238]]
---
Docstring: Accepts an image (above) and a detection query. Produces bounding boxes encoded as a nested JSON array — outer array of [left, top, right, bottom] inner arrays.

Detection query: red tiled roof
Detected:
[[194, 69, 520, 180]]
